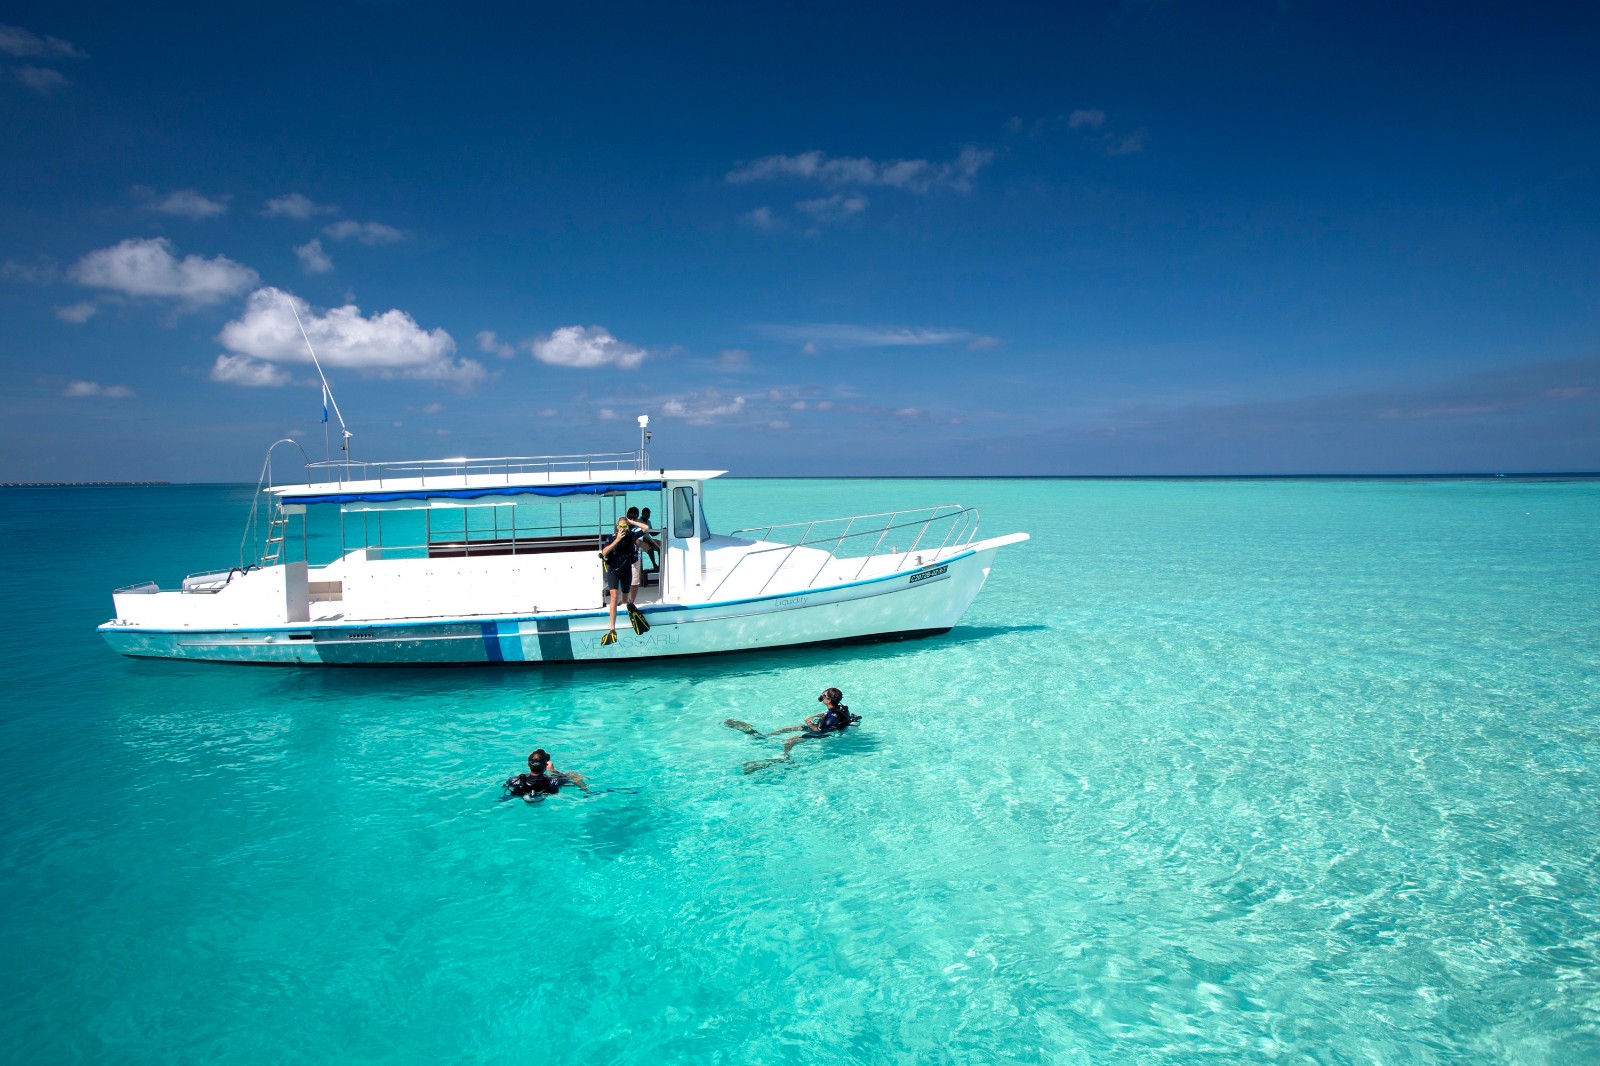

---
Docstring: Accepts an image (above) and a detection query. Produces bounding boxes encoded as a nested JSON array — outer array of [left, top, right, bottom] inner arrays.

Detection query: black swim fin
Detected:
[[723, 718, 764, 737], [742, 756, 791, 775], [600, 629, 617, 646], [627, 604, 650, 635]]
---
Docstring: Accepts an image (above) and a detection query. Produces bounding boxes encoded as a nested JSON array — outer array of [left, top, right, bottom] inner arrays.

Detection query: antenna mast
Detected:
[[285, 296, 353, 466]]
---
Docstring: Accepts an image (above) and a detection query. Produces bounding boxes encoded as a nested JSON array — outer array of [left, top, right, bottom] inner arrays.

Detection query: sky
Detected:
[[2, 1, 1597, 479]]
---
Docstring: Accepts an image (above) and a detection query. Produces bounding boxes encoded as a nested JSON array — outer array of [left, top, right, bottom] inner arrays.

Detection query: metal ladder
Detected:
[[261, 510, 290, 565]]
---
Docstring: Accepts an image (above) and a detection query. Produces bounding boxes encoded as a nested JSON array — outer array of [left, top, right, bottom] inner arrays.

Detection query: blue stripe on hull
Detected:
[[497, 622, 525, 662]]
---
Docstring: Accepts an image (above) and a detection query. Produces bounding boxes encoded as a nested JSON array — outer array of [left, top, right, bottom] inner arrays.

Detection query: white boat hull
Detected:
[[99, 538, 1016, 666]]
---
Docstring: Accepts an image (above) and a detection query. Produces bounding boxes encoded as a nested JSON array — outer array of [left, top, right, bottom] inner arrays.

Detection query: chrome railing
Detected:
[[300, 450, 651, 488], [710, 505, 979, 599]]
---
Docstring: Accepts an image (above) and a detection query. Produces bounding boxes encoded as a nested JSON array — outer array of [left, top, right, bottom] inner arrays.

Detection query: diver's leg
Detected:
[[782, 735, 809, 756]]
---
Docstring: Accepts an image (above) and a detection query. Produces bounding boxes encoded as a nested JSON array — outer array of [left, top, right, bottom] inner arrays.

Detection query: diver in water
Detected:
[[503, 748, 590, 800], [725, 687, 859, 773]]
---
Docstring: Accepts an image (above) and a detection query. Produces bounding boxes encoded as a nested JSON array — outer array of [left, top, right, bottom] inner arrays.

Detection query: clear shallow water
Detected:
[[2, 478, 1598, 1064]]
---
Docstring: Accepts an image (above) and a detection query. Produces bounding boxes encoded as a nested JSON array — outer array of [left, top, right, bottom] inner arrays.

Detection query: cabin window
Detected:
[[673, 486, 695, 538]]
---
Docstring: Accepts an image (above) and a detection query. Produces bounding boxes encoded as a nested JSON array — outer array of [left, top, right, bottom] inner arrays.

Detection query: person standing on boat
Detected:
[[637, 506, 660, 583], [599, 516, 651, 644], [624, 507, 656, 589]]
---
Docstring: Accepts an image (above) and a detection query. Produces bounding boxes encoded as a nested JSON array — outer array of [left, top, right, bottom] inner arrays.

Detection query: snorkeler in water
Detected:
[[503, 748, 590, 800], [725, 687, 859, 773]]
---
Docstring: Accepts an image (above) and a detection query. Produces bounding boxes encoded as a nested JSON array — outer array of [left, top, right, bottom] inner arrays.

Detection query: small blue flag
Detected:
[[321, 384, 330, 424]]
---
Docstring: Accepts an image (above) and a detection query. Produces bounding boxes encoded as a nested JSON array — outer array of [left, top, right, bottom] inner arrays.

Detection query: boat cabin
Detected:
[[255, 456, 723, 622]]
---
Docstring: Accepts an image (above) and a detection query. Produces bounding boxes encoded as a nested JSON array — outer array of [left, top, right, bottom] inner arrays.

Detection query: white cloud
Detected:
[[215, 287, 484, 387], [14, 65, 68, 92], [796, 193, 868, 223], [209, 355, 292, 387], [740, 206, 784, 231], [294, 238, 333, 274], [536, 407, 558, 417], [598, 408, 617, 420], [728, 146, 994, 194], [264, 193, 337, 220], [0, 23, 88, 59], [54, 301, 96, 323], [761, 323, 973, 350], [967, 336, 1001, 350], [62, 380, 132, 397], [717, 348, 749, 367], [324, 220, 406, 245], [138, 187, 230, 220], [1106, 129, 1148, 156], [531, 325, 648, 370], [661, 388, 747, 424], [476, 330, 516, 358], [2, 256, 58, 283], [1009, 110, 1142, 154], [70, 237, 258, 304]]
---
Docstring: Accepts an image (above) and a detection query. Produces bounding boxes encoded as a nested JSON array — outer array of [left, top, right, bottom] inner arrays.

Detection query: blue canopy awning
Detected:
[[281, 480, 663, 506]]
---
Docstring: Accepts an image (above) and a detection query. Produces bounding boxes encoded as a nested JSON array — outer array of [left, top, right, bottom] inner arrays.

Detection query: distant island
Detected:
[[1, 481, 171, 487]]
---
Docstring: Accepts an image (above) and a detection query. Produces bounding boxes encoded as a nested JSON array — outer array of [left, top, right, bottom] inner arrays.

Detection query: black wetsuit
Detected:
[[505, 771, 567, 797], [603, 533, 637, 592], [804, 704, 851, 737]]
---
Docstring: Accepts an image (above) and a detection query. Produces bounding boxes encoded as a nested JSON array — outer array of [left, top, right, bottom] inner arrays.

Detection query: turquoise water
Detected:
[[3, 478, 1599, 1063]]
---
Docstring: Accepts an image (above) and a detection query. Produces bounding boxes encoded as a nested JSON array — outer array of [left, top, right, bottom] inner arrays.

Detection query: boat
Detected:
[[98, 422, 1028, 665]]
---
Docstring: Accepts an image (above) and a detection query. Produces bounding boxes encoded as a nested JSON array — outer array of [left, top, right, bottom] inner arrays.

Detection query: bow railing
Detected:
[[709, 505, 979, 599]]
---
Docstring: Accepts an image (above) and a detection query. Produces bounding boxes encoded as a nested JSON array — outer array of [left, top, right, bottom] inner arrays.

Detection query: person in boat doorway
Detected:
[[599, 515, 651, 644], [637, 506, 660, 582], [724, 687, 859, 773], [504, 748, 590, 800]]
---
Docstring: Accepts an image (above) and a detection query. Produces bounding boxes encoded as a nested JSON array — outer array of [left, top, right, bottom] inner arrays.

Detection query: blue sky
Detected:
[[2, 1, 1597, 478]]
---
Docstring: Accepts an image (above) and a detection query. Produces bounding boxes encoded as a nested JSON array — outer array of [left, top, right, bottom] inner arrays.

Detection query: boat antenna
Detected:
[[636, 414, 651, 470], [285, 296, 352, 466]]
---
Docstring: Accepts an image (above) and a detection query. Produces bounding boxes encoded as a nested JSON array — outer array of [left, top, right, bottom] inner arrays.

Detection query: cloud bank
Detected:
[[760, 323, 974, 350], [728, 147, 994, 194], [2, 22, 87, 93], [62, 380, 132, 397], [211, 287, 483, 387], [70, 237, 258, 304], [264, 193, 337, 220], [531, 325, 648, 369], [0, 23, 88, 59], [135, 186, 230, 220], [294, 239, 333, 274], [324, 220, 406, 245]]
